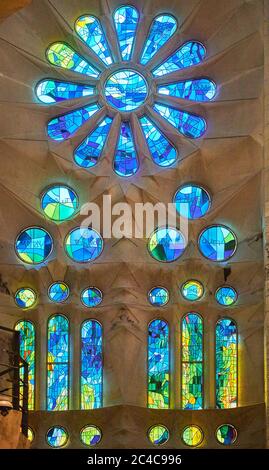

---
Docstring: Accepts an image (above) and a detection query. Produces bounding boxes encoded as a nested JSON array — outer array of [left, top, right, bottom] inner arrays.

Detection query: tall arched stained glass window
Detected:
[[181, 313, 203, 409], [216, 318, 237, 409], [81, 320, 103, 409], [47, 315, 69, 411], [15, 320, 35, 410], [148, 319, 169, 409]]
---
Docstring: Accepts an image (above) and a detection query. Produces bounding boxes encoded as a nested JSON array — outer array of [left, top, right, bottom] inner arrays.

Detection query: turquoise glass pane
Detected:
[[148, 425, 169, 446], [181, 280, 204, 302], [153, 41, 206, 77], [215, 286, 238, 306], [74, 117, 113, 168], [139, 116, 177, 167], [64, 227, 103, 263], [47, 426, 68, 447], [216, 318, 237, 409], [114, 122, 139, 177], [48, 282, 70, 303], [75, 15, 113, 66], [174, 185, 211, 219], [81, 320, 102, 409], [113, 6, 139, 61], [81, 287, 103, 308], [15, 227, 53, 265], [105, 70, 148, 111], [140, 15, 177, 65], [46, 43, 100, 77], [47, 103, 100, 141], [199, 225, 237, 262], [148, 287, 169, 307], [153, 103, 206, 139], [148, 227, 186, 262], [36, 79, 95, 104], [41, 185, 79, 221], [158, 78, 216, 102], [148, 319, 169, 409], [15, 321, 35, 410]]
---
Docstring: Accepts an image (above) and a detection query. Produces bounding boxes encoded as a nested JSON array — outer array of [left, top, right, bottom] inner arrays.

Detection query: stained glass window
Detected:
[[47, 103, 100, 141], [15, 227, 53, 265], [182, 313, 203, 410], [181, 280, 204, 302], [27, 427, 34, 443], [215, 286, 238, 306], [47, 315, 69, 411], [158, 78, 216, 102], [174, 184, 211, 219], [15, 320, 35, 410], [81, 320, 103, 409], [148, 227, 186, 262], [75, 16, 113, 66], [140, 15, 177, 65], [153, 104, 206, 139], [148, 425, 169, 446], [182, 425, 204, 447], [80, 425, 102, 446], [148, 287, 169, 307], [105, 70, 148, 111], [64, 227, 103, 263], [81, 287, 103, 308], [153, 41, 206, 77], [139, 116, 177, 167], [36, 79, 95, 104], [148, 319, 169, 409], [199, 225, 237, 262], [48, 282, 70, 303], [113, 6, 139, 61], [216, 424, 237, 445], [74, 117, 113, 169], [46, 426, 68, 448], [114, 122, 139, 177], [216, 318, 237, 409], [46, 42, 99, 77], [15, 288, 37, 309], [41, 185, 79, 222]]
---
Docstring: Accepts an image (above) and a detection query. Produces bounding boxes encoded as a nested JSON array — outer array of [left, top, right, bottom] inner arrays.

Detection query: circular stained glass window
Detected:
[[64, 227, 103, 263], [148, 227, 186, 262], [81, 287, 103, 307], [41, 185, 79, 222], [80, 425, 102, 446], [48, 282, 70, 303], [216, 424, 237, 445], [181, 280, 204, 301], [182, 425, 204, 447], [148, 287, 169, 307], [174, 184, 211, 219], [27, 427, 34, 443], [215, 286, 238, 306], [15, 227, 53, 264], [15, 288, 37, 309], [46, 426, 68, 448], [148, 425, 169, 446], [105, 70, 148, 111], [198, 225, 237, 262]]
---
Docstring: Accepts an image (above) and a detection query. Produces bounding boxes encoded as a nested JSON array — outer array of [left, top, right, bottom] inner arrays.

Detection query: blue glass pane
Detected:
[[41, 185, 79, 221], [75, 15, 113, 66], [114, 122, 139, 177], [46, 43, 100, 78], [139, 116, 177, 167], [48, 282, 70, 303], [148, 287, 169, 307], [158, 79, 216, 102], [15, 227, 53, 265], [153, 41, 206, 77], [113, 6, 139, 61], [36, 79, 95, 104], [65, 227, 103, 263], [105, 70, 148, 111], [148, 319, 169, 408], [181, 280, 204, 302], [148, 227, 186, 262], [154, 104, 206, 139], [174, 185, 211, 219], [216, 318, 237, 408], [140, 15, 177, 65], [81, 320, 102, 409], [215, 286, 238, 306], [47, 103, 100, 141], [199, 225, 237, 262], [74, 117, 113, 168], [81, 287, 103, 308], [47, 426, 68, 447]]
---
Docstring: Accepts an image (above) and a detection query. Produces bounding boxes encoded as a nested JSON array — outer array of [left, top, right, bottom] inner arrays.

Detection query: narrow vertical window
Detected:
[[81, 320, 103, 409], [216, 318, 237, 408], [15, 320, 35, 410], [181, 313, 203, 409], [148, 319, 169, 409], [47, 314, 69, 410]]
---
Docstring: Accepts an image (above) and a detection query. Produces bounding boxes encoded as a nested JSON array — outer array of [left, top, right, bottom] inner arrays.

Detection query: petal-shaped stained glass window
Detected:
[[181, 280, 204, 302], [158, 78, 216, 102], [47, 103, 100, 141], [154, 104, 206, 139], [75, 16, 113, 66], [48, 282, 70, 303], [36, 79, 95, 104], [113, 6, 139, 61], [148, 287, 169, 307], [15, 288, 37, 309], [182, 425, 204, 447], [139, 116, 177, 167], [182, 313, 203, 409], [81, 320, 103, 409], [46, 43, 100, 77], [153, 41, 206, 77], [216, 424, 237, 445], [148, 227, 186, 262], [140, 15, 177, 65], [41, 185, 79, 222], [216, 318, 237, 409], [148, 319, 169, 409], [81, 287, 103, 308], [174, 184, 211, 219], [114, 122, 139, 177], [46, 426, 68, 448], [15, 227, 53, 265], [148, 425, 170, 446], [105, 70, 148, 111], [80, 425, 102, 446], [15, 320, 35, 410], [215, 286, 238, 306], [74, 117, 113, 168], [199, 225, 237, 262], [64, 227, 103, 263]]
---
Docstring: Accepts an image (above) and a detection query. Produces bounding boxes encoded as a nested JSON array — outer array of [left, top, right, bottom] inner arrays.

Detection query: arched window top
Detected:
[[148, 318, 169, 334], [113, 5, 139, 61], [140, 14, 178, 65]]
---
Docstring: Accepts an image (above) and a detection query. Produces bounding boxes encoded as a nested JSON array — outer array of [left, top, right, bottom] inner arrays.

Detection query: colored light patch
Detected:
[[81, 287, 103, 308], [15, 321, 35, 410], [139, 116, 177, 167], [148, 227, 186, 262], [15, 227, 53, 265], [153, 41, 206, 77], [113, 6, 139, 61], [35, 79, 95, 104], [41, 185, 79, 221], [148, 287, 169, 307], [148, 425, 169, 446], [216, 318, 237, 409], [114, 122, 139, 177], [74, 116, 113, 168], [47, 426, 68, 448], [27, 427, 34, 443], [80, 425, 102, 446], [140, 15, 177, 65], [15, 288, 37, 309], [105, 70, 148, 111], [75, 15, 113, 66], [47, 103, 100, 141], [153, 103, 206, 139], [182, 314, 203, 410], [216, 424, 237, 445], [81, 321, 103, 409], [158, 78, 216, 102], [181, 280, 204, 302], [174, 185, 211, 219], [215, 286, 238, 306], [182, 425, 203, 447], [148, 320, 169, 409], [48, 282, 70, 303], [46, 42, 99, 77], [64, 227, 103, 263], [199, 225, 237, 262]]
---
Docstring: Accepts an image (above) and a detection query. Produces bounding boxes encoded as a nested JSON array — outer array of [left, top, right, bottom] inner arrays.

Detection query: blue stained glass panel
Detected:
[[215, 286, 238, 307], [153, 104, 206, 139], [148, 227, 186, 262], [158, 78, 216, 102], [140, 15, 177, 65], [199, 225, 237, 262], [47, 426, 68, 447], [174, 185, 211, 219], [46, 43, 100, 78], [36, 79, 95, 104], [114, 122, 139, 177], [152, 41, 206, 77], [216, 318, 237, 409], [15, 227, 53, 265], [113, 6, 139, 61], [81, 287, 103, 308], [148, 287, 169, 307], [75, 15, 113, 66], [148, 319, 169, 409], [74, 117, 113, 168], [139, 116, 177, 167], [105, 70, 148, 111], [64, 227, 103, 263], [47, 103, 100, 141], [48, 282, 70, 303], [81, 320, 103, 409]]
